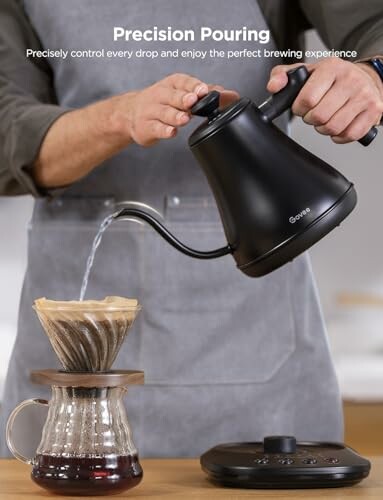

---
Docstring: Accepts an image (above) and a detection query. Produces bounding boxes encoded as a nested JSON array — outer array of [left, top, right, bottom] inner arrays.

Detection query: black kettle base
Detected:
[[240, 185, 357, 277], [200, 437, 371, 489]]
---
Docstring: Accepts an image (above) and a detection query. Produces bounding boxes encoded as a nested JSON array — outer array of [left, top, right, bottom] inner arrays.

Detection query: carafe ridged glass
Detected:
[[30, 386, 142, 496]]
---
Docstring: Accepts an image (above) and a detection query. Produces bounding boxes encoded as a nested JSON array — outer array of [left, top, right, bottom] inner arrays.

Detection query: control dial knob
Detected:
[[263, 436, 297, 454]]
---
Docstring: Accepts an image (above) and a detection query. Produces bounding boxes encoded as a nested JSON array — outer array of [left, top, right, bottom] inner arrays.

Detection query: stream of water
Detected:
[[79, 213, 118, 301]]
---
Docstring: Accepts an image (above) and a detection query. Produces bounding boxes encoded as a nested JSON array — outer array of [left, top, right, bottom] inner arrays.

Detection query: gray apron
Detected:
[[0, 0, 343, 458]]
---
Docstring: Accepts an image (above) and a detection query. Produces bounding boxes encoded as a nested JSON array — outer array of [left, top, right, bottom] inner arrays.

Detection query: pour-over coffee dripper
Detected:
[[34, 296, 139, 372], [6, 297, 144, 497]]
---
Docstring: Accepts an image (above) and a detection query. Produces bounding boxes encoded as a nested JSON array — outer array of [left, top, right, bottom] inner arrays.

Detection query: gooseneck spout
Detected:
[[114, 208, 233, 259]]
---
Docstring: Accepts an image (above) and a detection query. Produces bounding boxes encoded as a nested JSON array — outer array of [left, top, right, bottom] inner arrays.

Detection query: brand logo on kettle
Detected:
[[289, 208, 311, 224]]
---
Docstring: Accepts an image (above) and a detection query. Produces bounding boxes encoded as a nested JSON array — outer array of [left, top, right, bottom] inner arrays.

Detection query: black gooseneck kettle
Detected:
[[115, 67, 377, 277]]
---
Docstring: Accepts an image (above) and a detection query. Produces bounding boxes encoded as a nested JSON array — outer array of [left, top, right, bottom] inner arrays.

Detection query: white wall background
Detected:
[[1, 31, 383, 400], [0, 196, 32, 397]]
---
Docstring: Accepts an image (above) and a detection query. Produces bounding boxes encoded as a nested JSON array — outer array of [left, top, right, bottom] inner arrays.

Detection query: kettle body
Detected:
[[188, 97, 356, 276], [115, 67, 373, 277]]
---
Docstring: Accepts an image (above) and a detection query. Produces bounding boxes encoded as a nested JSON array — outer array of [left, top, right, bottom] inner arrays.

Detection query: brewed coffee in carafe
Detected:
[[6, 297, 144, 496]]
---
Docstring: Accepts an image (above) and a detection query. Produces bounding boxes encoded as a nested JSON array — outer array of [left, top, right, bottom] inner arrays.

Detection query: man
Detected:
[[0, 0, 382, 458]]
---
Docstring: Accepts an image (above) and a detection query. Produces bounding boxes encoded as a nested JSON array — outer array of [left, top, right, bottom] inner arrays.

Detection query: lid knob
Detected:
[[191, 91, 221, 121]]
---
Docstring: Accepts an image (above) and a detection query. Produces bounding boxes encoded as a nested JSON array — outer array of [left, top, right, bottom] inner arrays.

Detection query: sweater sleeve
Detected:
[[0, 0, 68, 196], [299, 0, 383, 61]]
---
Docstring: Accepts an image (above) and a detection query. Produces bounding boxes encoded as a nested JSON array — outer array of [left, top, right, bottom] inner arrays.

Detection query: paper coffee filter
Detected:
[[34, 296, 138, 311], [34, 297, 141, 372]]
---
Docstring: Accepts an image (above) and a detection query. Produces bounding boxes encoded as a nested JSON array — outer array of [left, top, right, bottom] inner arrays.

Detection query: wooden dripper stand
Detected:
[[7, 297, 144, 496]]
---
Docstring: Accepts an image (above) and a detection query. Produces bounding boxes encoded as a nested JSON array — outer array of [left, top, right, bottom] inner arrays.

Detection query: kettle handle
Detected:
[[259, 66, 309, 122], [115, 208, 233, 259], [259, 66, 378, 146]]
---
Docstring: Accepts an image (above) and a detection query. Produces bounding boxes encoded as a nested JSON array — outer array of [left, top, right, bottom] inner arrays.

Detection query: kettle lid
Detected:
[[188, 91, 250, 147]]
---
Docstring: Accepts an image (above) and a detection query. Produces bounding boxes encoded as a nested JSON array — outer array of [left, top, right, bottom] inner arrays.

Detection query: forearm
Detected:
[[33, 93, 136, 188]]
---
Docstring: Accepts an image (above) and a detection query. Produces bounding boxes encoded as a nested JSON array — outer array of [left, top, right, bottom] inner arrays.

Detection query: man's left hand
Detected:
[[267, 57, 383, 144]]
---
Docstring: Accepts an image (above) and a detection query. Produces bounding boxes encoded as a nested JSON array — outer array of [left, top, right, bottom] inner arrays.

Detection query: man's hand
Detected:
[[267, 57, 383, 144], [119, 73, 239, 146], [33, 73, 238, 188]]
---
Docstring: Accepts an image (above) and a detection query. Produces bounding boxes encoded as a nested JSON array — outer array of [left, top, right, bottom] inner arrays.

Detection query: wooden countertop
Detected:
[[1, 457, 382, 499]]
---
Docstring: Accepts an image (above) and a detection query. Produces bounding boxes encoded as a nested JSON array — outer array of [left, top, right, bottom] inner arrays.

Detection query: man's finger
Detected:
[[208, 84, 225, 92], [331, 110, 376, 144], [218, 90, 240, 108], [313, 98, 366, 137], [154, 105, 190, 127], [267, 63, 311, 93], [149, 120, 177, 140], [166, 73, 208, 95], [303, 81, 350, 127], [156, 87, 198, 110], [206, 85, 239, 106], [292, 66, 336, 117]]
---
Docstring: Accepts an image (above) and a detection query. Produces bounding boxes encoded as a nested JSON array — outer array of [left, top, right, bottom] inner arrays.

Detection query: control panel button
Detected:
[[263, 436, 297, 454], [325, 457, 339, 464], [278, 458, 294, 465], [254, 457, 269, 464], [302, 458, 317, 464]]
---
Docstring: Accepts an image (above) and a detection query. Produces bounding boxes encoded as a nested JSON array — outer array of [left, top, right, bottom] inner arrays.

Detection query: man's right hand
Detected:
[[113, 73, 239, 146], [33, 73, 238, 188]]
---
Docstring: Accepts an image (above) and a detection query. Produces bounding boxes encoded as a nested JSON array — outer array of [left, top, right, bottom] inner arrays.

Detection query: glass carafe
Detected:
[[7, 372, 144, 496]]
